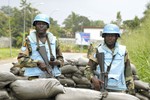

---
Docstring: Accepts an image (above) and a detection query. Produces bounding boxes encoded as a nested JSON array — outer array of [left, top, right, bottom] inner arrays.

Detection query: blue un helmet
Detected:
[[102, 24, 121, 37], [33, 14, 50, 28]]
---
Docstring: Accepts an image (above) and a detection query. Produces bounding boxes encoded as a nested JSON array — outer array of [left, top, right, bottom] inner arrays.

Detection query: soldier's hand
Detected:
[[37, 61, 47, 71], [49, 60, 61, 66], [91, 76, 104, 91]]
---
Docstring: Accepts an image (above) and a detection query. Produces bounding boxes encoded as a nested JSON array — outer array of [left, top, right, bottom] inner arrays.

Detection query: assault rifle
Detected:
[[37, 46, 54, 78], [96, 51, 107, 92]]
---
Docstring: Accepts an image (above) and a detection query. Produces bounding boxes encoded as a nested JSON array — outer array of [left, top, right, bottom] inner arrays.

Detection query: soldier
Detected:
[[17, 14, 64, 79], [87, 42, 94, 58], [86, 24, 135, 95]]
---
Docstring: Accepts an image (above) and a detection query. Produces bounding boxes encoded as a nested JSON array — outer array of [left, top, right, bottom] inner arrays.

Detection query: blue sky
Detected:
[[0, 0, 149, 26]]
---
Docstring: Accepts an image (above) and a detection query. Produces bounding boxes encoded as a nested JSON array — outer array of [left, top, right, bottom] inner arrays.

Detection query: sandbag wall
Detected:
[[0, 71, 65, 100], [2, 56, 150, 100], [59, 58, 150, 100], [131, 64, 150, 100], [58, 57, 92, 89]]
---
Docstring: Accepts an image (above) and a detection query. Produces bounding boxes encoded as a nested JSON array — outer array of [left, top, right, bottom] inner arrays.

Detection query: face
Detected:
[[35, 21, 48, 34], [104, 34, 118, 48]]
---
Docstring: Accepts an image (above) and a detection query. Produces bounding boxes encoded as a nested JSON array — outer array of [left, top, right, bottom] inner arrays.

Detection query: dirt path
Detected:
[[0, 57, 17, 64]]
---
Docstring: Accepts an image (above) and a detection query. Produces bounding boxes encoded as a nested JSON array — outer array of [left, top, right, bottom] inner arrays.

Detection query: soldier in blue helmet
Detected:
[[17, 14, 64, 79], [86, 24, 135, 95]]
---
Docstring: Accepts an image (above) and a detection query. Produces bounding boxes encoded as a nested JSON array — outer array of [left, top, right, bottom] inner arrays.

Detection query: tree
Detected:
[[0, 9, 9, 37], [90, 20, 104, 27], [116, 11, 122, 26], [63, 12, 80, 37], [63, 12, 103, 37], [123, 16, 140, 29]]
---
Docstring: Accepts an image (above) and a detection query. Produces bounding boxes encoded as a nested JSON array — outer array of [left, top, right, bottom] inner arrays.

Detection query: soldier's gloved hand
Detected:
[[49, 60, 61, 66], [37, 61, 47, 71]]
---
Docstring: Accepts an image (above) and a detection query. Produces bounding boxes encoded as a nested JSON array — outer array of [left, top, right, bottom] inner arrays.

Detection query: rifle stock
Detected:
[[96, 52, 106, 92], [38, 46, 53, 78]]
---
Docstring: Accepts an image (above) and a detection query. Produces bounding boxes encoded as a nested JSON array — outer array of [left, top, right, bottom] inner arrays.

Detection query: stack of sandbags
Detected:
[[131, 64, 150, 100], [59, 57, 91, 89], [55, 87, 139, 100], [0, 71, 17, 100], [131, 64, 140, 80], [10, 78, 65, 100], [0, 71, 66, 100], [134, 80, 150, 100]]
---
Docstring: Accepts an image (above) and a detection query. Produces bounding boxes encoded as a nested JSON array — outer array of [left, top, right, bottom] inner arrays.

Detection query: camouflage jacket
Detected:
[[87, 47, 135, 95], [17, 36, 64, 68]]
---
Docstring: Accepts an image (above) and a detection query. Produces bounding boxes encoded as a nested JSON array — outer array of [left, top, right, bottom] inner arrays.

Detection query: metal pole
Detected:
[[31, 9, 33, 28], [8, 0, 12, 57]]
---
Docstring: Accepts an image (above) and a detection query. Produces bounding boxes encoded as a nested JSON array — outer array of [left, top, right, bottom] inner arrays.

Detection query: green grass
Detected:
[[0, 44, 88, 60], [120, 24, 150, 82], [60, 42, 88, 53], [0, 48, 19, 60]]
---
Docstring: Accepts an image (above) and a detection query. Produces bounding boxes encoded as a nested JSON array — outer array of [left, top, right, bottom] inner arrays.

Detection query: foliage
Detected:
[[0, 12, 9, 37], [120, 10, 150, 82], [116, 11, 122, 26], [60, 42, 88, 53], [63, 12, 104, 37], [123, 16, 140, 29]]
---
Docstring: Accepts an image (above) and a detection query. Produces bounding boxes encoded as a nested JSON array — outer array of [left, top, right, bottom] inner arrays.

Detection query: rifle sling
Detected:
[[36, 33, 54, 61], [106, 54, 116, 74], [96, 48, 116, 74]]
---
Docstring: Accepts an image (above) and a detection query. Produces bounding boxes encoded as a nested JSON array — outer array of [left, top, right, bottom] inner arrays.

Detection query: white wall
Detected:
[[84, 28, 103, 41], [84, 28, 124, 41]]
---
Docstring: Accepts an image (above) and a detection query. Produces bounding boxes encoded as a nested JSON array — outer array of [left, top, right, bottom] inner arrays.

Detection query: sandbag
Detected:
[[78, 66, 86, 73], [64, 59, 78, 65], [10, 78, 65, 100], [61, 65, 78, 74], [131, 63, 137, 75], [133, 75, 140, 80], [135, 93, 149, 100], [103, 92, 140, 100], [59, 78, 76, 87], [72, 76, 91, 85], [0, 89, 10, 100], [76, 84, 91, 89], [10, 66, 20, 75], [55, 87, 102, 100], [0, 71, 17, 89], [139, 90, 150, 98], [73, 70, 83, 78], [77, 57, 89, 66], [134, 80, 150, 90]]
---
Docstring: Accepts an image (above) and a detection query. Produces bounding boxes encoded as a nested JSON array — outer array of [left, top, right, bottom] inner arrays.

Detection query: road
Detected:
[[0, 53, 87, 72]]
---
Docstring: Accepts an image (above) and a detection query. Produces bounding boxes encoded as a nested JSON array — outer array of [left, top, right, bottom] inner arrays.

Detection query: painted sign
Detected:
[[75, 32, 90, 45]]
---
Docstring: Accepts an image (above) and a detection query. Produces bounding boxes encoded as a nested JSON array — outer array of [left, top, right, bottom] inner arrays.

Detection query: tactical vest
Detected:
[[96, 42, 127, 91], [24, 31, 61, 77]]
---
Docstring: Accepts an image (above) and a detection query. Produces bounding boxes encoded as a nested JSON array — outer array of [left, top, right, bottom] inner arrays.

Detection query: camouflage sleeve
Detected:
[[17, 38, 38, 68], [84, 48, 98, 80], [124, 50, 135, 95], [56, 40, 64, 67]]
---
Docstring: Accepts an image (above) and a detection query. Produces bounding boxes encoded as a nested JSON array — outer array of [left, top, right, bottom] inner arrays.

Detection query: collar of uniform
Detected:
[[28, 31, 56, 45], [101, 42, 120, 56]]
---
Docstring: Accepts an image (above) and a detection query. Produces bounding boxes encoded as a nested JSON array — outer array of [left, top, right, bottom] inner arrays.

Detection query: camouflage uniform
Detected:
[[85, 45, 135, 95], [17, 36, 64, 78]]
